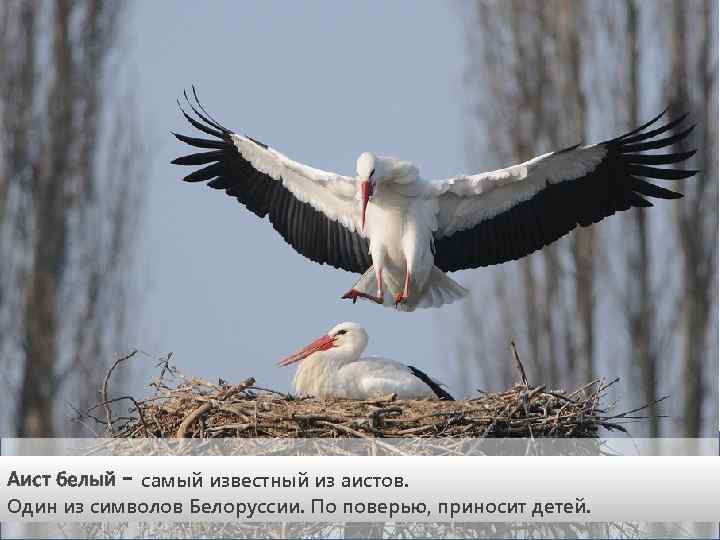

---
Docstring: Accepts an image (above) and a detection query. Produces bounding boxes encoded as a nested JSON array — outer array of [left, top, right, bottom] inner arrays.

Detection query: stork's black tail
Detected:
[[407, 365, 455, 401]]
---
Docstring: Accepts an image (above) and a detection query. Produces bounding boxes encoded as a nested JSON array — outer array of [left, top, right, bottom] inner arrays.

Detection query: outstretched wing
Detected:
[[431, 112, 696, 272], [172, 89, 371, 273]]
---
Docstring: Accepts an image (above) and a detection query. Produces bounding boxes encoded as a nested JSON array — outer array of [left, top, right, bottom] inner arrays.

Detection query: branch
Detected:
[[175, 378, 255, 438], [101, 350, 138, 435], [510, 341, 529, 387]]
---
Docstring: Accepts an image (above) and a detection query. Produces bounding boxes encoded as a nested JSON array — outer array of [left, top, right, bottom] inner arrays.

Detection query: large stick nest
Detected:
[[96, 351, 659, 440]]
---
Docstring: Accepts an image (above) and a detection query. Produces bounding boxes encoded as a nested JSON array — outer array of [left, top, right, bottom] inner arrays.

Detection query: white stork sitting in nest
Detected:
[[278, 322, 454, 401], [172, 88, 696, 311]]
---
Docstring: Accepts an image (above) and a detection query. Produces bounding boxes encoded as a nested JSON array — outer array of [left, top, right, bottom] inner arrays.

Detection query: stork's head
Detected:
[[327, 321, 368, 355], [356, 152, 378, 230], [277, 322, 368, 367]]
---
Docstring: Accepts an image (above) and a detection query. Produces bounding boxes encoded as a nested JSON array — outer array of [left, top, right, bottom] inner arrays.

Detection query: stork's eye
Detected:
[[336, 329, 347, 336]]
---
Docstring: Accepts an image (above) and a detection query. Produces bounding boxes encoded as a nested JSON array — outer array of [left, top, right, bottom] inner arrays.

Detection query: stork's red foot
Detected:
[[342, 289, 361, 304], [394, 292, 408, 307], [342, 289, 383, 305]]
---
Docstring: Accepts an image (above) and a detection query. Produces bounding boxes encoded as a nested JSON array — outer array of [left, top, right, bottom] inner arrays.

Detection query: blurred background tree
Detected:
[[0, 0, 144, 436], [456, 0, 717, 437], [0, 0, 714, 441]]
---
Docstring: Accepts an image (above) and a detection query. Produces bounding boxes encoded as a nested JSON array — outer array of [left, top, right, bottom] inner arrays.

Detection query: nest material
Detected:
[[103, 352, 650, 440]]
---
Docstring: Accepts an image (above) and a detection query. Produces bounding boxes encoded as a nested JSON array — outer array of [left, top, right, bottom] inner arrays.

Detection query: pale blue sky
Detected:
[[128, 1, 472, 395]]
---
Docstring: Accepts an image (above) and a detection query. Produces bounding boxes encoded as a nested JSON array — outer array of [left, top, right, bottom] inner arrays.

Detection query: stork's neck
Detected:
[[301, 347, 357, 371], [292, 346, 362, 398]]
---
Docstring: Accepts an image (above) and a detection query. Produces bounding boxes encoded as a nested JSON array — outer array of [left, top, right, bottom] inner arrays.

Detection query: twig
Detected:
[[175, 378, 255, 438], [176, 403, 212, 438], [154, 352, 175, 383], [545, 391, 576, 403], [603, 395, 670, 420], [102, 350, 138, 435], [510, 341, 529, 387], [314, 421, 404, 454], [248, 386, 289, 397], [369, 406, 403, 430]]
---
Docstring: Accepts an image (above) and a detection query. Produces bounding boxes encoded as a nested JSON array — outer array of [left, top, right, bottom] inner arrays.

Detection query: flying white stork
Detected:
[[277, 321, 454, 400], [172, 89, 696, 311]]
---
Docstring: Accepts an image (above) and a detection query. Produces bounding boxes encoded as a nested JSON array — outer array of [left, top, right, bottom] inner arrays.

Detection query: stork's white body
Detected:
[[279, 322, 452, 400], [357, 163, 465, 310], [294, 354, 440, 400]]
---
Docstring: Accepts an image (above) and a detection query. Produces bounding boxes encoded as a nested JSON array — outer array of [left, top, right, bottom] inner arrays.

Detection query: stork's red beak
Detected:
[[277, 334, 336, 367], [360, 180, 375, 230]]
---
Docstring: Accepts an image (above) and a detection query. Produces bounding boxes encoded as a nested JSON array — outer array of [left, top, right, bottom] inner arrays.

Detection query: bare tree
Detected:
[[617, 1, 662, 436], [461, 0, 598, 391], [457, 0, 717, 437], [562, 1, 595, 383], [665, 0, 718, 437], [0, 0, 144, 436]]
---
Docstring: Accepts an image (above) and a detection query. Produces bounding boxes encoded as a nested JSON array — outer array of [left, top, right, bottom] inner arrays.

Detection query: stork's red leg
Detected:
[[394, 268, 411, 307], [342, 289, 383, 304], [341, 268, 384, 304]]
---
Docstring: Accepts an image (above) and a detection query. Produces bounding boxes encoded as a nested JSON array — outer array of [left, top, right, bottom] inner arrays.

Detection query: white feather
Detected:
[[231, 134, 365, 234], [430, 144, 607, 236]]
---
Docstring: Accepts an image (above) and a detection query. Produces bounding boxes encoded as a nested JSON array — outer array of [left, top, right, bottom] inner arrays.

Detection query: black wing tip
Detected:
[[672, 111, 690, 123], [617, 120, 697, 154], [246, 135, 268, 149], [614, 109, 694, 146], [173, 86, 270, 151], [665, 114, 694, 133], [186, 85, 233, 134], [174, 86, 234, 140], [556, 142, 582, 154], [617, 108, 668, 140], [407, 365, 455, 401]]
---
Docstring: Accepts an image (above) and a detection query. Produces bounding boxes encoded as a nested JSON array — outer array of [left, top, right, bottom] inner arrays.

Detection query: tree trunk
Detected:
[[624, 0, 659, 437], [561, 0, 595, 383], [2, 0, 143, 437], [17, 0, 74, 437], [668, 0, 715, 438]]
